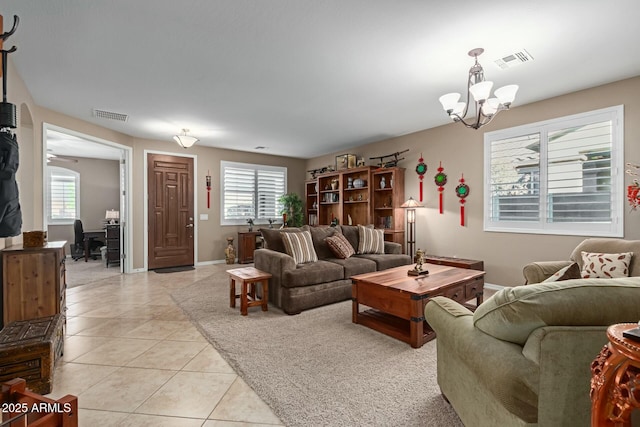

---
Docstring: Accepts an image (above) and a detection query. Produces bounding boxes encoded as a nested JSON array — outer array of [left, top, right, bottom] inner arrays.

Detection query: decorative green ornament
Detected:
[[456, 183, 469, 197]]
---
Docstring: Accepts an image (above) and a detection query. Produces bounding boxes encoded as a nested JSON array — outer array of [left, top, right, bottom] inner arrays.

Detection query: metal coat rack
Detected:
[[1, 15, 19, 131]]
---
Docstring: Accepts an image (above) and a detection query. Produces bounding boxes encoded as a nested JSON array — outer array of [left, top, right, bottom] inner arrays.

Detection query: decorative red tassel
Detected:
[[455, 174, 470, 227], [416, 154, 427, 202], [206, 170, 212, 209], [434, 161, 447, 214]]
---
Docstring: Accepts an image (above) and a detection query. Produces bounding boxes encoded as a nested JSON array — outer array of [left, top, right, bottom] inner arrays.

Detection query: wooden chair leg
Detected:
[[241, 281, 248, 315], [261, 281, 269, 312], [229, 278, 236, 308]]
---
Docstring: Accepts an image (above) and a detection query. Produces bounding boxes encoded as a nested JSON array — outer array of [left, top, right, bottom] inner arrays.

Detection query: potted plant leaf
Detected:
[[278, 193, 304, 227]]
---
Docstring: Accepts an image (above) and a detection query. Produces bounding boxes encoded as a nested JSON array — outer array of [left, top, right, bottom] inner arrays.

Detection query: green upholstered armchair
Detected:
[[424, 277, 640, 427], [522, 238, 640, 284]]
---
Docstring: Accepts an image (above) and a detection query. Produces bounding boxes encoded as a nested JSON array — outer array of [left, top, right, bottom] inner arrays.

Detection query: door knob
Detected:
[[186, 224, 194, 228]]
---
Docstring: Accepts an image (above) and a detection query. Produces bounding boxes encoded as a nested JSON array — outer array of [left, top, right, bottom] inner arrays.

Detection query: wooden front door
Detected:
[[147, 153, 195, 269]]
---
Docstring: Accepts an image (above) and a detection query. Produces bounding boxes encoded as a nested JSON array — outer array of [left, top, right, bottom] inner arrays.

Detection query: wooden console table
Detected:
[[590, 323, 640, 426], [237, 231, 262, 264], [423, 255, 483, 271]]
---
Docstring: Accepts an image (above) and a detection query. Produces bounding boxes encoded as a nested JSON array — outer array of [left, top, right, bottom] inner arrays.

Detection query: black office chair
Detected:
[[71, 219, 104, 261]]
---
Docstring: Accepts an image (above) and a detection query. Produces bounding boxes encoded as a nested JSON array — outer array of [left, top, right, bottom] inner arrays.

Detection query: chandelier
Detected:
[[173, 129, 199, 148], [439, 48, 518, 129]]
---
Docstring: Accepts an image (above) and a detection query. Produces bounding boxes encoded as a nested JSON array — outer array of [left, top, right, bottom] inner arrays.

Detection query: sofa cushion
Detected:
[[327, 256, 376, 277], [282, 231, 318, 265], [569, 238, 640, 276], [325, 233, 355, 259], [357, 225, 384, 254], [260, 227, 307, 253], [357, 253, 412, 270], [580, 251, 632, 278], [338, 225, 360, 253], [282, 260, 344, 288], [308, 226, 341, 260], [473, 277, 640, 345], [542, 262, 581, 283]]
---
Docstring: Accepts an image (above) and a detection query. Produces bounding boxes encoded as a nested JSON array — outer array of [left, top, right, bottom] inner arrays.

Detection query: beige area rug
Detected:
[[171, 264, 464, 427], [65, 257, 122, 288]]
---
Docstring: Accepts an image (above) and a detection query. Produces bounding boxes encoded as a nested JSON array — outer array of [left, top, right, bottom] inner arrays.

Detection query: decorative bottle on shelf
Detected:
[[225, 237, 236, 264], [380, 177, 386, 189], [280, 213, 288, 229]]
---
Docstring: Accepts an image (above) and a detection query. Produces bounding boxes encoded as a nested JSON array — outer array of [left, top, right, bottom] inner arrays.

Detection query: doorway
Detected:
[[43, 124, 132, 274], [146, 152, 195, 269]]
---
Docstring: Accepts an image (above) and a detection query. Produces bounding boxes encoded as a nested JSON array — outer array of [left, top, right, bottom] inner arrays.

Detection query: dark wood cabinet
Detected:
[[1, 241, 67, 329], [105, 224, 120, 267], [238, 231, 262, 264], [423, 255, 484, 271]]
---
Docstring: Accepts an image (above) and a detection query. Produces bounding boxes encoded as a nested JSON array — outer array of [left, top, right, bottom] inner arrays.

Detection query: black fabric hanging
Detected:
[[0, 131, 21, 237], [0, 15, 22, 237]]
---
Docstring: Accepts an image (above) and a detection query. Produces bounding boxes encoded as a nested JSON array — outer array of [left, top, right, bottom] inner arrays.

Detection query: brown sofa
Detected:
[[254, 225, 411, 314]]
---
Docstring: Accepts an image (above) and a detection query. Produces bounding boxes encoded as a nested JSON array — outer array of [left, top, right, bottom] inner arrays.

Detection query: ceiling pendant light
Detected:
[[439, 48, 518, 130], [173, 128, 199, 149]]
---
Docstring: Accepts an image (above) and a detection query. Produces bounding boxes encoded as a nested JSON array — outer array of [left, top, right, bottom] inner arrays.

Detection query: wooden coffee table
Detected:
[[351, 263, 485, 348]]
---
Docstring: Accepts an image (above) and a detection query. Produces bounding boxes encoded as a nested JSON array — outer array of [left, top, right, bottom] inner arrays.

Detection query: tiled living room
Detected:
[[1, 2, 640, 426]]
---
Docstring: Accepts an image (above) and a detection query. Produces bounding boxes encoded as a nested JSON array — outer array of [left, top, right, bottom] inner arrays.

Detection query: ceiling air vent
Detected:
[[494, 49, 534, 69], [92, 108, 129, 122]]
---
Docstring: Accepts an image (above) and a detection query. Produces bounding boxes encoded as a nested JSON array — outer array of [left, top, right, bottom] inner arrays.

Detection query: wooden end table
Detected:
[[590, 323, 640, 426], [227, 267, 271, 316], [351, 263, 485, 348]]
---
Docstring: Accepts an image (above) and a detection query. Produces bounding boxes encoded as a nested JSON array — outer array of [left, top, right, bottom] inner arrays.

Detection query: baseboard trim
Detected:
[[196, 259, 227, 266], [484, 283, 504, 291]]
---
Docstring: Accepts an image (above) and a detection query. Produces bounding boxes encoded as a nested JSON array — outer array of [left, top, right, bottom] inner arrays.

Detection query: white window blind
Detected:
[[484, 105, 623, 237], [221, 161, 286, 225], [48, 166, 80, 224]]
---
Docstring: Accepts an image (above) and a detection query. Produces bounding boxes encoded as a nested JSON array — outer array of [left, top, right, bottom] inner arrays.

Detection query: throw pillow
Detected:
[[325, 233, 355, 259], [580, 251, 633, 278], [542, 262, 582, 283], [309, 226, 340, 260], [260, 226, 307, 253], [357, 225, 384, 255], [281, 230, 318, 265]]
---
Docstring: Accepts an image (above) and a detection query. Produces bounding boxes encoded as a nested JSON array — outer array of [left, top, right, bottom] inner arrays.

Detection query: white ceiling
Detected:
[[4, 1, 640, 159], [46, 129, 123, 161]]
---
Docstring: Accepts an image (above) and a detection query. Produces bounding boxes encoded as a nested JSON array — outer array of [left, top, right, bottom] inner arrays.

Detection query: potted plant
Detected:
[[278, 193, 304, 227]]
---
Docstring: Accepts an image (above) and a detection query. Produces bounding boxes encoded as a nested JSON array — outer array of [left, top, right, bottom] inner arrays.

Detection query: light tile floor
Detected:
[[51, 263, 284, 426]]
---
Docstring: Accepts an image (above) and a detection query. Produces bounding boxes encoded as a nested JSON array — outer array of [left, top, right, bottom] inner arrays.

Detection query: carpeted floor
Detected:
[[171, 264, 463, 427]]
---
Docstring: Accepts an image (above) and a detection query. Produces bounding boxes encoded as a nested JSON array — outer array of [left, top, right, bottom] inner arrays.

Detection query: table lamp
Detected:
[[105, 209, 119, 224]]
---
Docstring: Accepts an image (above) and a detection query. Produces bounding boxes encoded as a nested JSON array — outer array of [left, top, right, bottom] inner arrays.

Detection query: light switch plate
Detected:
[[200, 214, 209, 221]]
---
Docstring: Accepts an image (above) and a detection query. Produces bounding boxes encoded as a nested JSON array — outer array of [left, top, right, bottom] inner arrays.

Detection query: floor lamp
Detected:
[[401, 197, 424, 261]]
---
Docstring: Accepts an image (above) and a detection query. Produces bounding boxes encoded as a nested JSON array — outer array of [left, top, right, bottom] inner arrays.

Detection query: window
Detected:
[[484, 105, 623, 237], [220, 161, 286, 225], [47, 166, 80, 224]]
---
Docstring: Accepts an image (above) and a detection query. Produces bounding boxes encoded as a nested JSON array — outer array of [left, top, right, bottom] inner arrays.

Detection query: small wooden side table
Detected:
[[227, 267, 271, 316], [590, 323, 640, 426]]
